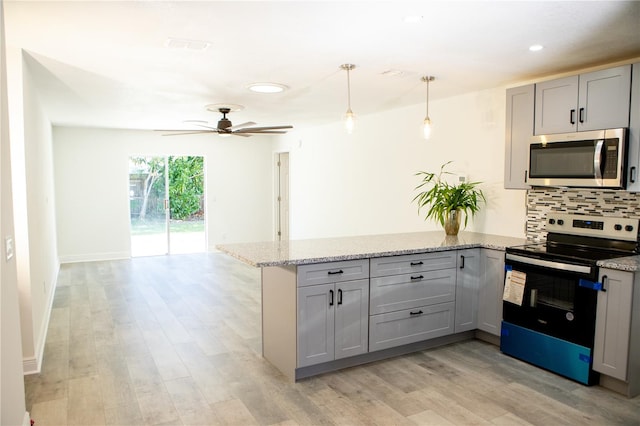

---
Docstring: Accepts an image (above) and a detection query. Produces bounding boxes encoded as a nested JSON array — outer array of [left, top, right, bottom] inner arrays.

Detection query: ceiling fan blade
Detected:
[[159, 130, 216, 136], [228, 121, 256, 131], [238, 130, 288, 134], [235, 125, 293, 132], [193, 123, 220, 130], [231, 132, 251, 137]]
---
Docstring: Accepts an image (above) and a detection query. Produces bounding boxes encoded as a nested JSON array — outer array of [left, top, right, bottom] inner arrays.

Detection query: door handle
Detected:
[[570, 109, 576, 125], [630, 166, 636, 184], [460, 255, 465, 269], [337, 289, 343, 305], [579, 107, 585, 123], [601, 275, 608, 292], [329, 289, 334, 306]]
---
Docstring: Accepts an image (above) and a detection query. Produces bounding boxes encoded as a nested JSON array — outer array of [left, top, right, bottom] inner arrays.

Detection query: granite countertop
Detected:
[[597, 256, 640, 272], [216, 231, 528, 267]]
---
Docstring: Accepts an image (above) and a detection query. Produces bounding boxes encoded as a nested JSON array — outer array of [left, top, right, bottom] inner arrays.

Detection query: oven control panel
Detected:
[[546, 213, 640, 242]]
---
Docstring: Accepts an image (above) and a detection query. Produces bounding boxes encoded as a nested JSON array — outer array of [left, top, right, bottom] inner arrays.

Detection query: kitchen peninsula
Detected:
[[218, 231, 526, 381]]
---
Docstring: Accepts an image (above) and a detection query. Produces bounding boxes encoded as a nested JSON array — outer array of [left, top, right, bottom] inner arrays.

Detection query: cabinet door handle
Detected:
[[410, 261, 423, 266], [601, 275, 608, 292], [410, 275, 424, 281], [579, 107, 585, 123], [328, 270, 344, 275], [630, 166, 636, 183], [337, 289, 343, 305], [410, 310, 424, 316], [570, 109, 576, 125], [460, 255, 465, 269], [329, 289, 334, 306], [524, 170, 528, 183]]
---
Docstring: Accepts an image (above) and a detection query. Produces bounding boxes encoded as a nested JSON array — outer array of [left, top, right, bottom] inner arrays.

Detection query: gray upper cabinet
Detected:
[[504, 84, 534, 189], [534, 65, 632, 135], [625, 63, 640, 192]]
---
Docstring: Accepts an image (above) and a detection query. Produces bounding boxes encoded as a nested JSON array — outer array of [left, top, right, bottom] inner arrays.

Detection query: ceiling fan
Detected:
[[163, 107, 293, 137]]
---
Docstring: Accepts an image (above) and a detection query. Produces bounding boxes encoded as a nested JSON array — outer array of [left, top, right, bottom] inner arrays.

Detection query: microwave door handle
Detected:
[[594, 139, 604, 181]]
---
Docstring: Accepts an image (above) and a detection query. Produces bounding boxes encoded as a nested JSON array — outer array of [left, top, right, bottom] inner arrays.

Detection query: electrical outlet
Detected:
[[5, 236, 14, 261]]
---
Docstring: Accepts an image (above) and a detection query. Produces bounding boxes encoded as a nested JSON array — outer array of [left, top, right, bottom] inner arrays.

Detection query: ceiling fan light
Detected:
[[247, 82, 288, 93]]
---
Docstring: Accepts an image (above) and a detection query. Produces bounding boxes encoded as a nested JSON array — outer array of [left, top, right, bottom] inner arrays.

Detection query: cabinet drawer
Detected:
[[297, 259, 369, 287], [370, 252, 456, 277], [370, 269, 456, 315], [369, 302, 455, 352]]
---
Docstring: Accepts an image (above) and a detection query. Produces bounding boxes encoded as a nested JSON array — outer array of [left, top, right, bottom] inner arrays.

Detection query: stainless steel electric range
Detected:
[[501, 213, 639, 385]]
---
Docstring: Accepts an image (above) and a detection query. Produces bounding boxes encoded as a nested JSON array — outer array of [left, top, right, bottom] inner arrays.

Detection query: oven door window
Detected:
[[503, 260, 597, 347]]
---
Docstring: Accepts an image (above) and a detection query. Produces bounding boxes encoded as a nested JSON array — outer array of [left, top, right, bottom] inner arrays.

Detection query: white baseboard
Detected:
[[59, 251, 130, 263], [23, 260, 60, 375], [23, 411, 31, 426], [22, 356, 39, 375]]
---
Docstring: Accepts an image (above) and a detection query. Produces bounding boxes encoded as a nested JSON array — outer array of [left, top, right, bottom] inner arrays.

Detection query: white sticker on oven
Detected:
[[503, 269, 526, 306]]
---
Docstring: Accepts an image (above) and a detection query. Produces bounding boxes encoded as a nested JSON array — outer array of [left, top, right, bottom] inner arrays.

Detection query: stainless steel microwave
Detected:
[[528, 128, 627, 188]]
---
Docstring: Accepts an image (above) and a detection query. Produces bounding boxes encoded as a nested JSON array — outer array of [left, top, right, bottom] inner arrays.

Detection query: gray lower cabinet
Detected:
[[593, 268, 640, 397], [455, 249, 480, 332], [369, 302, 455, 351], [369, 252, 457, 352], [297, 260, 369, 368], [262, 249, 507, 381], [477, 248, 506, 336]]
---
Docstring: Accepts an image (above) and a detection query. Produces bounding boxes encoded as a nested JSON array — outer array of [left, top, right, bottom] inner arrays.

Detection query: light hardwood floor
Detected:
[[24, 253, 640, 425]]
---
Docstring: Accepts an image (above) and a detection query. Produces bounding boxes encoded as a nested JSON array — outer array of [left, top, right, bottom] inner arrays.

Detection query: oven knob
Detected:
[[625, 225, 634, 232], [615, 224, 623, 231], [557, 219, 564, 226], [548, 219, 556, 225]]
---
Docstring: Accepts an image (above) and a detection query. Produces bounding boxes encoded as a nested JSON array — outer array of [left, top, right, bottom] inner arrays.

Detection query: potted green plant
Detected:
[[412, 161, 486, 235]]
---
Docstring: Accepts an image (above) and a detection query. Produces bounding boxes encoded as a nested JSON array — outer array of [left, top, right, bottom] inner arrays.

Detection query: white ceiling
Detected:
[[4, 1, 640, 132]]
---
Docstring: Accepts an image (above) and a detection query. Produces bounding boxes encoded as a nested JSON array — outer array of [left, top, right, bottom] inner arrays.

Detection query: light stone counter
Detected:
[[597, 256, 640, 272], [216, 231, 527, 267]]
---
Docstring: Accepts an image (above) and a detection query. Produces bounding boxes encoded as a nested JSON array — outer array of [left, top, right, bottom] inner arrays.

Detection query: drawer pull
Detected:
[[410, 275, 424, 281], [409, 310, 424, 316], [410, 261, 424, 266], [328, 270, 344, 275]]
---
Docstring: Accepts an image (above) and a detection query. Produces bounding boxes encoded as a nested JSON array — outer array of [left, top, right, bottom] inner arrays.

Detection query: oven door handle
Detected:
[[505, 253, 592, 274]]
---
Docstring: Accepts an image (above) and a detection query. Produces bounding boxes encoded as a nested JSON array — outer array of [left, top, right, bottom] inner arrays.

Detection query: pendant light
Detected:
[[340, 64, 356, 134], [421, 75, 435, 139]]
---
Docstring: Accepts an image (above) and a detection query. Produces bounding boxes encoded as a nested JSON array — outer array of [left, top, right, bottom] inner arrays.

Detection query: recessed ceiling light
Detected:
[[529, 44, 544, 52], [247, 83, 288, 93], [403, 15, 423, 23]]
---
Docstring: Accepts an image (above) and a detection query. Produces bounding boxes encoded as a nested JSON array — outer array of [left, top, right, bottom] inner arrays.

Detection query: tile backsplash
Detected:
[[527, 188, 640, 242]]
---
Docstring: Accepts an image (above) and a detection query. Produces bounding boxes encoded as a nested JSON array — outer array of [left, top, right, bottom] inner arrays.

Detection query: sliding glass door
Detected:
[[129, 156, 205, 256]]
